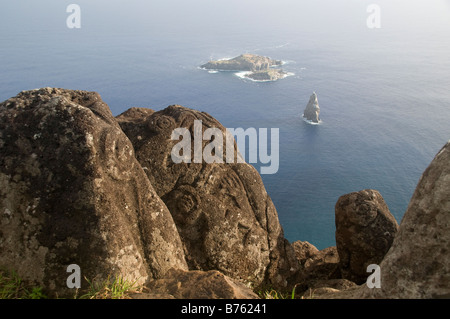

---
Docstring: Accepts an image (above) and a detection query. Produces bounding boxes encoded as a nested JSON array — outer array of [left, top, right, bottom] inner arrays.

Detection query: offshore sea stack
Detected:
[[0, 88, 298, 298], [303, 92, 321, 123]]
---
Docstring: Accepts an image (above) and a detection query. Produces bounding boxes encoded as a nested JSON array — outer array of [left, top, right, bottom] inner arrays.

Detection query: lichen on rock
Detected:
[[0, 88, 188, 297]]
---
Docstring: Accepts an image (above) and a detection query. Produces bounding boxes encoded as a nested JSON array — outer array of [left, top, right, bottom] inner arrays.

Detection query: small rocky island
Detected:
[[245, 69, 288, 81], [201, 53, 289, 82], [303, 92, 321, 124]]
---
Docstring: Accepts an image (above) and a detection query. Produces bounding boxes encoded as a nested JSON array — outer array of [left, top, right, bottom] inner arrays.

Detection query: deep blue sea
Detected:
[[1, 0, 450, 249]]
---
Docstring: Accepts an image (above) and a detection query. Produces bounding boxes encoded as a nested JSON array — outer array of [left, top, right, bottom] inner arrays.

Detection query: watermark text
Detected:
[[171, 120, 279, 174]]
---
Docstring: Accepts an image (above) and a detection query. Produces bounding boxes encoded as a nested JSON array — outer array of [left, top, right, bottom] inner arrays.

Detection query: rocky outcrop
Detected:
[[139, 269, 260, 299], [292, 241, 319, 266], [293, 190, 399, 294], [0, 88, 188, 297], [315, 141, 450, 299], [0, 88, 299, 297], [117, 105, 299, 290], [293, 240, 341, 297], [303, 247, 340, 280], [335, 189, 399, 284], [293, 245, 342, 294], [300, 279, 357, 299], [357, 141, 450, 298], [303, 92, 320, 123], [201, 54, 282, 71]]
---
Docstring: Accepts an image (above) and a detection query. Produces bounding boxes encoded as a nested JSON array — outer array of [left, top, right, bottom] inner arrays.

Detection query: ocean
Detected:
[[1, 0, 449, 249]]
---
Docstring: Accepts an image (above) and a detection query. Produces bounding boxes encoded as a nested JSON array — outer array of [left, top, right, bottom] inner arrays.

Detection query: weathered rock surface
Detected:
[[303, 246, 340, 278], [303, 92, 320, 123], [294, 246, 341, 294], [292, 240, 319, 266], [300, 279, 357, 299], [357, 141, 450, 298], [201, 54, 282, 71], [141, 269, 259, 299], [335, 189, 399, 284], [117, 104, 299, 289], [0, 88, 188, 297], [316, 141, 450, 299]]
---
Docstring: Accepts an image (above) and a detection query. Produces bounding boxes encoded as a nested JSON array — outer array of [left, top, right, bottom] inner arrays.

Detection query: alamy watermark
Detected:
[[66, 264, 81, 289], [66, 4, 381, 30], [367, 4, 381, 29], [170, 120, 279, 175], [366, 264, 381, 288], [66, 4, 81, 29]]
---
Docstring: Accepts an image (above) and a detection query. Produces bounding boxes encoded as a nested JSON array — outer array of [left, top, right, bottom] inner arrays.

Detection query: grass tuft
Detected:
[[0, 268, 143, 299], [0, 268, 47, 299], [78, 275, 142, 299], [257, 283, 310, 299]]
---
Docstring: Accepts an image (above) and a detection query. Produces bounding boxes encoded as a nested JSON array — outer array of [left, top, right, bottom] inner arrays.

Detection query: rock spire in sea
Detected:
[[303, 92, 321, 124]]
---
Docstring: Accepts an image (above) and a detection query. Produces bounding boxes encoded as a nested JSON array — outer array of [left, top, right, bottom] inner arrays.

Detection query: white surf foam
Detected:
[[234, 71, 252, 79], [302, 115, 322, 125], [217, 57, 233, 61]]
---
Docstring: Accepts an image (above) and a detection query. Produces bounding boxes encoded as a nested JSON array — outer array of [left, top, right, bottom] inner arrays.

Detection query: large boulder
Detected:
[[303, 247, 340, 280], [0, 88, 188, 297], [291, 240, 319, 267], [294, 246, 341, 294], [117, 104, 299, 289], [335, 189, 399, 284], [358, 141, 450, 298], [300, 278, 357, 299]]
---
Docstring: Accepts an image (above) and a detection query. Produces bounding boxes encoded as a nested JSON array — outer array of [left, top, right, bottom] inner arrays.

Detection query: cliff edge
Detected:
[[0, 88, 297, 298], [0, 88, 448, 299]]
